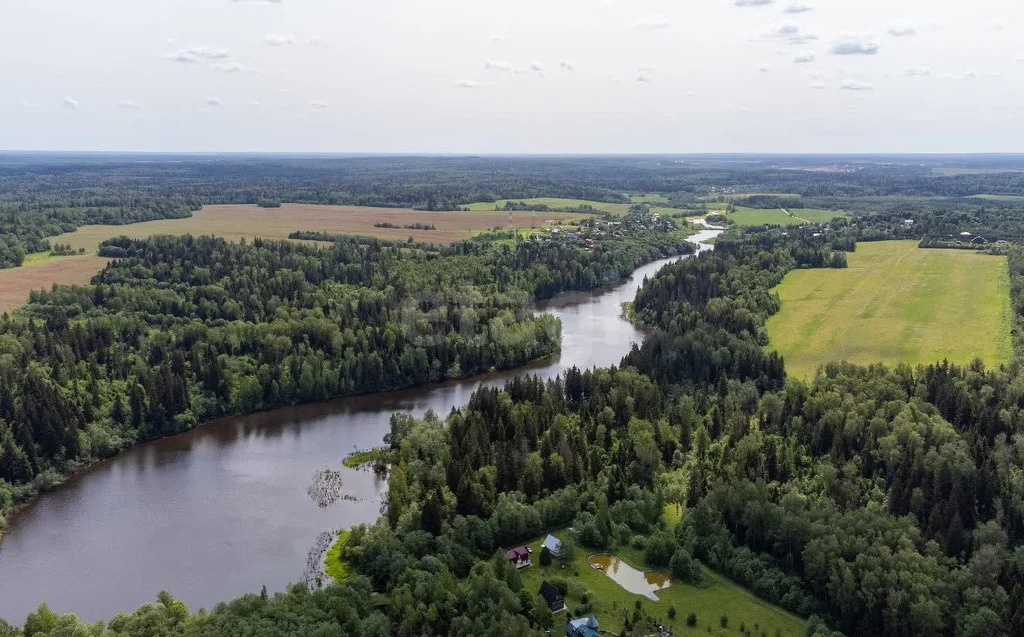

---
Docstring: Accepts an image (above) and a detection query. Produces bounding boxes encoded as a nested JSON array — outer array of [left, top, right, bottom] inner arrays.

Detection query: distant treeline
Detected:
[[7, 155, 1024, 269], [373, 222, 436, 230]]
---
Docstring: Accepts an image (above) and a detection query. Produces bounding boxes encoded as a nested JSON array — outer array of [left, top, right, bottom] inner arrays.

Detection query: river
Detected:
[[0, 228, 720, 623]]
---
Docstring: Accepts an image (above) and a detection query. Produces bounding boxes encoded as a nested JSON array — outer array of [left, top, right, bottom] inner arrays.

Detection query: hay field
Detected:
[[0, 255, 110, 313], [766, 241, 1012, 379], [0, 204, 585, 313], [48, 204, 587, 254]]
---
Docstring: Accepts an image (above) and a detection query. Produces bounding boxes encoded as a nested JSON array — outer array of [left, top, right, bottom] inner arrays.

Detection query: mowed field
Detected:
[[766, 241, 1012, 379], [0, 255, 110, 313], [0, 204, 585, 313], [729, 207, 848, 227], [49, 203, 587, 254]]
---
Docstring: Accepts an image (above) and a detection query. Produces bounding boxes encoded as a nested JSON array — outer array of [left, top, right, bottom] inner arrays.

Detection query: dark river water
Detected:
[[0, 229, 720, 623]]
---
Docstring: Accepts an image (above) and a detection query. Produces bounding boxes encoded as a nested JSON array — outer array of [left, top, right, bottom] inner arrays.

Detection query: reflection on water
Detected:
[[589, 554, 671, 600], [0, 229, 721, 623]]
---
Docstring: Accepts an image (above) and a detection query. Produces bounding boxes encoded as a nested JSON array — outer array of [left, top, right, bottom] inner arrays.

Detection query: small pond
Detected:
[[588, 554, 671, 600]]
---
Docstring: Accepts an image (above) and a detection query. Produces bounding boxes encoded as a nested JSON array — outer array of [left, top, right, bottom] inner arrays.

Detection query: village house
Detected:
[[542, 534, 564, 558], [567, 616, 600, 637], [504, 546, 531, 569], [538, 581, 565, 612]]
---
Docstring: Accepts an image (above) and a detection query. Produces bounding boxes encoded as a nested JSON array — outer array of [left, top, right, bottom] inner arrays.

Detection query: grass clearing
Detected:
[[324, 529, 353, 582], [662, 503, 683, 529], [342, 449, 385, 468], [729, 207, 806, 227], [517, 532, 804, 636], [766, 240, 1012, 379], [463, 198, 632, 215], [629, 194, 671, 204]]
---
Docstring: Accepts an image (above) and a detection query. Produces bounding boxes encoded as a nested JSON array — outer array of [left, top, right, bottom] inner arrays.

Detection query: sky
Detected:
[[1, 0, 1022, 153]]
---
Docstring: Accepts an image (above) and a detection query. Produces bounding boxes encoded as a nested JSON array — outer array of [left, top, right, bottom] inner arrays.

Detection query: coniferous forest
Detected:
[[4, 155, 1024, 636]]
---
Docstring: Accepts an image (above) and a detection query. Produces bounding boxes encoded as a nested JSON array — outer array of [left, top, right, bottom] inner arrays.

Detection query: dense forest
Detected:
[[0, 223, 694, 532]]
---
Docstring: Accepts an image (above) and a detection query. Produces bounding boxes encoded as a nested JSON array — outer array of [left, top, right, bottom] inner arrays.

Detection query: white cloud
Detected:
[[489, 32, 507, 42], [165, 50, 199, 64], [636, 67, 654, 82], [212, 61, 245, 73], [735, 0, 774, 6], [831, 35, 879, 55], [810, 82, 828, 89], [559, 60, 575, 71], [684, 91, 696, 98], [189, 46, 230, 60], [231, 0, 283, 3], [793, 53, 815, 63], [62, 96, 79, 110], [205, 97, 223, 106], [307, 35, 328, 47], [758, 64, 770, 72], [264, 34, 295, 46], [455, 79, 481, 88], [633, 17, 670, 31], [838, 80, 874, 90], [887, 23, 917, 37], [249, 101, 262, 108], [165, 46, 230, 64], [905, 67, 930, 78], [784, 3, 812, 13], [763, 22, 817, 44], [484, 60, 513, 72], [529, 61, 544, 73], [309, 100, 328, 110], [116, 100, 140, 109]]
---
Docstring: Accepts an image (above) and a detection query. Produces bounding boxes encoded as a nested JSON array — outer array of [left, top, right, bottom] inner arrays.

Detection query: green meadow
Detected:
[[629, 194, 671, 204], [728, 207, 848, 227], [766, 241, 1012, 379]]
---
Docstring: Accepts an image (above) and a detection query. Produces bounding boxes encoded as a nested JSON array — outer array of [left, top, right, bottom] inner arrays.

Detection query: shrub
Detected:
[[549, 577, 569, 594], [539, 545, 552, 566], [720, 614, 728, 628], [670, 547, 703, 584], [668, 606, 676, 619], [687, 612, 697, 627]]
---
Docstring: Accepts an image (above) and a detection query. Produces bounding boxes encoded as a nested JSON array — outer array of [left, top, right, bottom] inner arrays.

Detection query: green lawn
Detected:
[[766, 241, 1013, 379], [517, 532, 805, 636], [727, 207, 847, 227], [462, 198, 632, 215]]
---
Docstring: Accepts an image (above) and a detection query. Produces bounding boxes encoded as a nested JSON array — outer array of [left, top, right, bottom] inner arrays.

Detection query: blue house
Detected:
[[567, 616, 600, 637], [542, 534, 564, 557]]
